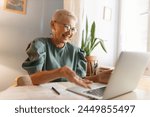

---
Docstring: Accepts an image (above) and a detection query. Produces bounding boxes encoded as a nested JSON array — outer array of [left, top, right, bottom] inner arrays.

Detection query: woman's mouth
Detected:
[[62, 34, 71, 40]]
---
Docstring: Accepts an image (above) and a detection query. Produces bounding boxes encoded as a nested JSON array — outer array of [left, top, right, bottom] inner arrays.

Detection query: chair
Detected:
[[14, 75, 33, 86]]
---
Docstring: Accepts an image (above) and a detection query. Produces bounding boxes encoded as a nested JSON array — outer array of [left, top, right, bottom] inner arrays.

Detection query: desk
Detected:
[[0, 76, 150, 100]]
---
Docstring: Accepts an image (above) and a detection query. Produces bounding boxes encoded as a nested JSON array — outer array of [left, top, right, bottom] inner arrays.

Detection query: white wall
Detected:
[[83, 0, 119, 67], [0, 0, 63, 91]]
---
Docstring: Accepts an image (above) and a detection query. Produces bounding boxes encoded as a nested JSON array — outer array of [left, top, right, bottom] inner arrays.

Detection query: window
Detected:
[[119, 0, 149, 52]]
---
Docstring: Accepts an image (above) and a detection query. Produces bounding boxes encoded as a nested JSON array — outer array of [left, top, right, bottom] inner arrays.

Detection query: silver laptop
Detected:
[[67, 51, 150, 99]]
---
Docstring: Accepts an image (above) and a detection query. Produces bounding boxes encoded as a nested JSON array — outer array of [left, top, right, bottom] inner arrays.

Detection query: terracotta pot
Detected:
[[85, 56, 98, 76]]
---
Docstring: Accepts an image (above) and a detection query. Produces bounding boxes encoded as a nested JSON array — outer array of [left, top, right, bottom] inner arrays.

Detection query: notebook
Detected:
[[67, 51, 150, 99]]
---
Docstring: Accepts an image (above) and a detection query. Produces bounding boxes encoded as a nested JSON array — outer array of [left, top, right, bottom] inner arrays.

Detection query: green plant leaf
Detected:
[[99, 39, 107, 53], [82, 36, 90, 50], [81, 17, 107, 56], [91, 41, 99, 52], [85, 17, 88, 43], [90, 39, 107, 53], [91, 37, 98, 49], [91, 21, 96, 44]]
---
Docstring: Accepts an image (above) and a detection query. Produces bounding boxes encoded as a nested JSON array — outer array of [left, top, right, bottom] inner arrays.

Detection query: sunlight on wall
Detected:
[[0, 0, 4, 9], [120, 0, 149, 52], [0, 64, 19, 91]]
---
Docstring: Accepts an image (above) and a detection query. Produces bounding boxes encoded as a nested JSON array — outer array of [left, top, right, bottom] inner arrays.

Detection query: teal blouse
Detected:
[[22, 37, 87, 82]]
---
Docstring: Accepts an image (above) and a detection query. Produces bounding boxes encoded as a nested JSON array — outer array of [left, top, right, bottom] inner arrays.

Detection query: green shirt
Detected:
[[22, 37, 87, 82]]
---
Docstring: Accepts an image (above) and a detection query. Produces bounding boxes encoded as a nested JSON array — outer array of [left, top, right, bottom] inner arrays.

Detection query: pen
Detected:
[[51, 87, 60, 95]]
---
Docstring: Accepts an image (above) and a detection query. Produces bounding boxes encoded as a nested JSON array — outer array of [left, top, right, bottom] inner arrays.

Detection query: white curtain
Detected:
[[64, 0, 85, 47], [118, 0, 150, 55]]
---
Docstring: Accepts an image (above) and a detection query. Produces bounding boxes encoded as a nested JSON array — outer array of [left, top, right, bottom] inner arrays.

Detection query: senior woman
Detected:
[[22, 9, 112, 88]]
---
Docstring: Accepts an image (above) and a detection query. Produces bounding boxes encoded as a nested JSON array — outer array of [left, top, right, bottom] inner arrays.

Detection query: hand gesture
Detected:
[[60, 66, 92, 88]]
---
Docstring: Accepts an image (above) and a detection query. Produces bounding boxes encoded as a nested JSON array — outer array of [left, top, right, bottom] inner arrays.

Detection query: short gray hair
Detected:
[[51, 9, 77, 23]]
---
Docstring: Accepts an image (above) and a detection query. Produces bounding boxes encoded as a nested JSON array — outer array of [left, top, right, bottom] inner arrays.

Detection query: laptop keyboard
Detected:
[[84, 87, 106, 97]]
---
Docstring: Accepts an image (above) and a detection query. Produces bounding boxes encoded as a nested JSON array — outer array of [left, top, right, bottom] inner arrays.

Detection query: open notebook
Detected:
[[67, 51, 150, 99]]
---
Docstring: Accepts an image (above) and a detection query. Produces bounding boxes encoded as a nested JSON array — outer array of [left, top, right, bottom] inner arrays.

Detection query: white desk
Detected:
[[0, 76, 150, 100]]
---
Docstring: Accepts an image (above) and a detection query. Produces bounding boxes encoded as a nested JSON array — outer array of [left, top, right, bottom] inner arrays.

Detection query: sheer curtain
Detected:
[[118, 0, 150, 55], [64, 0, 85, 47], [118, 0, 150, 75]]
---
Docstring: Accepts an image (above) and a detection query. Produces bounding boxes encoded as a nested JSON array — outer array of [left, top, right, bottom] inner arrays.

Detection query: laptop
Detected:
[[67, 51, 150, 99]]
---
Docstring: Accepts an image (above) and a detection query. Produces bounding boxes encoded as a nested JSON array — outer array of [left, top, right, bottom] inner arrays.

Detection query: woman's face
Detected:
[[51, 17, 77, 44]]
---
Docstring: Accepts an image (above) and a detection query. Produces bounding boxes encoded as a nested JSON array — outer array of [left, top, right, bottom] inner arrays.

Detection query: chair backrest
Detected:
[[15, 75, 33, 86]]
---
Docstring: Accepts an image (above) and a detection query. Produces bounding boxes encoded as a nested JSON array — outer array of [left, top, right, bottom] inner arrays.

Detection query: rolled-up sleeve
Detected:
[[76, 49, 87, 77], [22, 39, 46, 75]]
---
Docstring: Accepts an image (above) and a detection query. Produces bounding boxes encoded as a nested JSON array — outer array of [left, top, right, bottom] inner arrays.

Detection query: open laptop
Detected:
[[67, 51, 150, 99]]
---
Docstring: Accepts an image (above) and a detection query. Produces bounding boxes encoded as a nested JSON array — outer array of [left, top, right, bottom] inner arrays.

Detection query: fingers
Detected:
[[61, 66, 92, 88], [82, 79, 93, 84], [74, 77, 92, 89]]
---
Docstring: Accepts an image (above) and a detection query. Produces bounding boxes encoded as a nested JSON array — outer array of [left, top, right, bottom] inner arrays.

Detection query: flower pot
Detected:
[[85, 56, 98, 76]]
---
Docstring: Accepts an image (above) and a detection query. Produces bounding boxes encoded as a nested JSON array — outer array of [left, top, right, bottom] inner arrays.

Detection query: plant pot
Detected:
[[85, 56, 98, 76]]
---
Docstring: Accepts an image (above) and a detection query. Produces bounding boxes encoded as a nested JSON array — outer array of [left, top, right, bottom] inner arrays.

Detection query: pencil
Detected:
[[51, 87, 60, 95]]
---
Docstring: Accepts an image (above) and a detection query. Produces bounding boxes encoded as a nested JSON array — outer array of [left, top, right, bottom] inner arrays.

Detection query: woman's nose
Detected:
[[68, 29, 72, 35], [65, 30, 73, 37]]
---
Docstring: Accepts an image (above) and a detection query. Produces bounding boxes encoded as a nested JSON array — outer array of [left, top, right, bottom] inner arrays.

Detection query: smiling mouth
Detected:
[[62, 34, 71, 39]]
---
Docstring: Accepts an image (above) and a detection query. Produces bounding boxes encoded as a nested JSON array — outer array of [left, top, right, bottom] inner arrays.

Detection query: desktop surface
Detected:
[[0, 76, 150, 100]]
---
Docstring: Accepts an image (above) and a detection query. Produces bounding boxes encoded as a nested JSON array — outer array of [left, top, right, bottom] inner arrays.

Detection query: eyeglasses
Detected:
[[54, 21, 77, 33]]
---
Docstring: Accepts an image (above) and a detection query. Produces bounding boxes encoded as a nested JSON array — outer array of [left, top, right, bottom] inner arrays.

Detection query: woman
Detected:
[[22, 9, 112, 88]]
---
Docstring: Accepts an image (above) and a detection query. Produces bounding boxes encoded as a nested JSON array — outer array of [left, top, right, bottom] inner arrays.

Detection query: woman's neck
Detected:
[[51, 38, 65, 48]]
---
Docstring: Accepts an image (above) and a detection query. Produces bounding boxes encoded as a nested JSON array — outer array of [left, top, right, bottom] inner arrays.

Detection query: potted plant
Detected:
[[81, 18, 107, 76]]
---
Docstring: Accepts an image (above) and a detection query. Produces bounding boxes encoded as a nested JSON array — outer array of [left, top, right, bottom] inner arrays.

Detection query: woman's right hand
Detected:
[[60, 66, 92, 88]]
